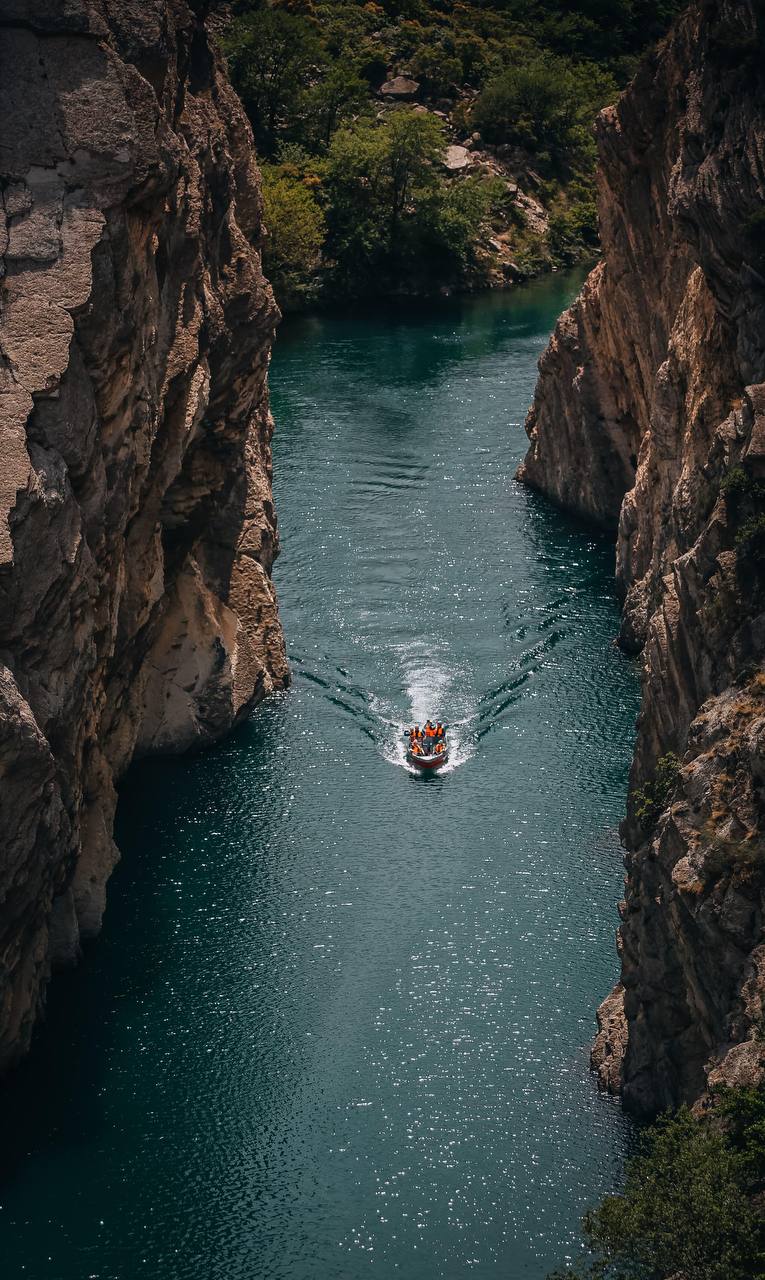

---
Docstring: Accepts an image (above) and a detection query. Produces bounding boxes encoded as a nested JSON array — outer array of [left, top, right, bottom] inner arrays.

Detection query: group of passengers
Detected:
[[408, 720, 447, 756]]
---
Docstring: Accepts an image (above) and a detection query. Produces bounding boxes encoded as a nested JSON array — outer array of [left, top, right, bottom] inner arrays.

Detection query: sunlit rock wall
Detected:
[[519, 0, 765, 1114], [0, 0, 288, 1070]]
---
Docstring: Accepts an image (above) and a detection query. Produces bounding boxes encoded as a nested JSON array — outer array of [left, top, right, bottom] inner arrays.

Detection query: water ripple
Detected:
[[0, 274, 638, 1280]]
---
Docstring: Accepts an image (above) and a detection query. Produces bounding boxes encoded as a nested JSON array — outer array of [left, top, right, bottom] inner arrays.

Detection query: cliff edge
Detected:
[[519, 0, 765, 1114], [0, 0, 288, 1070]]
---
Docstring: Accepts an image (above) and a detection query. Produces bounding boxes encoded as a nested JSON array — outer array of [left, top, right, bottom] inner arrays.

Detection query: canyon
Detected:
[[520, 0, 765, 1115], [3, 0, 759, 1268], [2, 0, 763, 1157], [0, 0, 287, 1072]]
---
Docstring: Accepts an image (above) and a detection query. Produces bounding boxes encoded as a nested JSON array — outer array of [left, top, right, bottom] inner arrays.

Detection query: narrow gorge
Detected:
[[0, 1, 287, 1073], [520, 0, 765, 1116], [3, 0, 765, 1275]]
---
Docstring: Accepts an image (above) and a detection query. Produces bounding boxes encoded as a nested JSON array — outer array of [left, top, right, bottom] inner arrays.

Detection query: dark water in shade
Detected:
[[0, 274, 640, 1280]]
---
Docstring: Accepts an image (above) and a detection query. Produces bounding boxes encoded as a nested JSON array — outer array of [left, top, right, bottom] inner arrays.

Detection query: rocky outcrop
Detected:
[[379, 76, 420, 100], [0, 1, 288, 1071], [519, 0, 765, 1114]]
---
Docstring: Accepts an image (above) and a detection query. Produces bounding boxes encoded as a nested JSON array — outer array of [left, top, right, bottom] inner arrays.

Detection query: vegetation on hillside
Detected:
[[721, 463, 765, 578], [631, 751, 681, 831], [549, 1087, 765, 1280], [223, 0, 682, 307]]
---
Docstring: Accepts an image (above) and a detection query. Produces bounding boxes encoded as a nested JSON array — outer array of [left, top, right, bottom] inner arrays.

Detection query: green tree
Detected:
[[528, 0, 682, 68], [384, 110, 446, 234], [548, 192, 599, 262], [452, 32, 494, 88], [224, 8, 323, 155], [410, 41, 464, 97], [472, 54, 617, 173], [323, 110, 447, 287], [260, 166, 326, 308], [417, 175, 500, 270], [298, 61, 370, 149], [716, 1085, 765, 1186], [583, 1108, 761, 1279], [549, 1092, 765, 1280]]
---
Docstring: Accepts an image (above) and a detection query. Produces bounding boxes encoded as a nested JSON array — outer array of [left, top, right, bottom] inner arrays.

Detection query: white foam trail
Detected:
[[370, 642, 477, 773]]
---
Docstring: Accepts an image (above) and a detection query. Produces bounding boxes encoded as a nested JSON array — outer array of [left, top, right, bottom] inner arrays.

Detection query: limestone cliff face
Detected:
[[0, 0, 288, 1070], [519, 0, 765, 1114]]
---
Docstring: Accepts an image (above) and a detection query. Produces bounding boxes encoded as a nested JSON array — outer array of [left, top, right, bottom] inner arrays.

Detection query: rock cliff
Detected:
[[0, 0, 288, 1071], [519, 0, 765, 1114]]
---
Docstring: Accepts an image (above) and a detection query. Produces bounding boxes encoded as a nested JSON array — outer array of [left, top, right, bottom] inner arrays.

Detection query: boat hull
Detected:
[[406, 749, 449, 771]]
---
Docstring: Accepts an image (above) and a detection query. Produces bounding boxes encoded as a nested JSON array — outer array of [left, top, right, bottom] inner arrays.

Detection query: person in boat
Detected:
[[435, 740, 445, 755]]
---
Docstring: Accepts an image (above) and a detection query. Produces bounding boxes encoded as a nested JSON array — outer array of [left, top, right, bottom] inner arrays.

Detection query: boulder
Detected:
[[379, 75, 420, 99], [443, 144, 471, 171]]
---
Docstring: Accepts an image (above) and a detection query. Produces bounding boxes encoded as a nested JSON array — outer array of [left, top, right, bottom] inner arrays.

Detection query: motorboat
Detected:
[[405, 725, 449, 771]]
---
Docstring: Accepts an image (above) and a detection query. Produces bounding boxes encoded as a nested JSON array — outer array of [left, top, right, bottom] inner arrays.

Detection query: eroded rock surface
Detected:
[[0, 0, 288, 1070], [519, 0, 765, 1113]]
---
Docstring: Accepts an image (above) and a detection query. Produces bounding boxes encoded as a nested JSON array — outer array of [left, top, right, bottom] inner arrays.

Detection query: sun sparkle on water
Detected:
[[0, 273, 638, 1280]]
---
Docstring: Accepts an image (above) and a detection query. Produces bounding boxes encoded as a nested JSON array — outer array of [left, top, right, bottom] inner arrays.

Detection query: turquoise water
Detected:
[[0, 275, 639, 1280]]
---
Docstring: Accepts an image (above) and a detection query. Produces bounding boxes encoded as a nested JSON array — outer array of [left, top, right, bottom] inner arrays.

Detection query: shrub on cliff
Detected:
[[701, 831, 765, 889], [736, 514, 765, 567], [631, 752, 681, 830], [720, 465, 765, 575], [721, 464, 765, 513], [549, 1090, 765, 1280], [547, 183, 599, 262]]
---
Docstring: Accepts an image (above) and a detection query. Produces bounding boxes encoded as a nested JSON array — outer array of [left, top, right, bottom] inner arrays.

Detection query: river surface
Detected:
[[0, 274, 640, 1280]]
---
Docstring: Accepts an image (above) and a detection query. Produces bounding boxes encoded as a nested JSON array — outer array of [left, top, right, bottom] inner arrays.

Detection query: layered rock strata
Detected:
[[519, 0, 765, 1114], [0, 0, 288, 1071]]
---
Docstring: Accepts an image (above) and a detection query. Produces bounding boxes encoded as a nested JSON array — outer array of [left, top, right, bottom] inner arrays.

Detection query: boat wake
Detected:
[[289, 643, 480, 773], [290, 626, 542, 773], [371, 643, 477, 774]]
